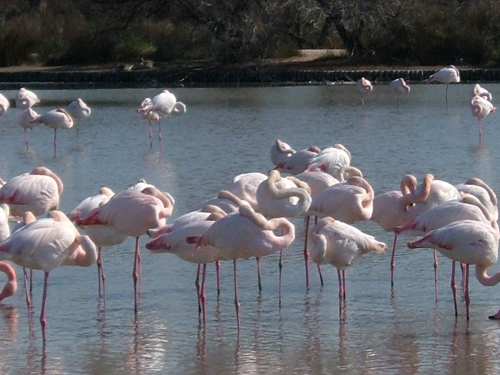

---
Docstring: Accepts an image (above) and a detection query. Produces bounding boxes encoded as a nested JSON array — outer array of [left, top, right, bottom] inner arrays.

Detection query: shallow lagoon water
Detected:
[[0, 83, 500, 374]]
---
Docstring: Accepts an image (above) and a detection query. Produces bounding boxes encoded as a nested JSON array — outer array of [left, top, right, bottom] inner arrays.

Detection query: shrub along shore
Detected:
[[0, 64, 499, 89]]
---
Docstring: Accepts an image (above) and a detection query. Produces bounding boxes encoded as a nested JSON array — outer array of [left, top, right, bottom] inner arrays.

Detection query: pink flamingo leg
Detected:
[[53, 129, 57, 157], [200, 264, 207, 326], [40, 272, 50, 328], [148, 122, 153, 149], [337, 270, 344, 301], [256, 257, 262, 292], [233, 259, 240, 330], [133, 237, 141, 315], [215, 260, 221, 296], [195, 264, 201, 314], [278, 250, 283, 304], [23, 268, 32, 310], [304, 216, 311, 289], [434, 249, 439, 301], [97, 247, 105, 298], [157, 120, 163, 151], [464, 264, 470, 320], [451, 261, 458, 316], [390, 234, 398, 286], [478, 119, 483, 145], [24, 129, 30, 151]]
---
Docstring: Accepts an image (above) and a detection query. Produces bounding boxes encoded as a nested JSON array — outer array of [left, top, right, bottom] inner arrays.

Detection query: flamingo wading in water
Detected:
[[470, 94, 497, 145], [31, 108, 74, 156], [424, 65, 460, 104], [67, 98, 91, 144]]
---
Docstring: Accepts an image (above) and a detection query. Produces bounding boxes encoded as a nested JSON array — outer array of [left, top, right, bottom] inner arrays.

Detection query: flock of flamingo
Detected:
[[359, 65, 497, 145], [0, 66, 499, 340]]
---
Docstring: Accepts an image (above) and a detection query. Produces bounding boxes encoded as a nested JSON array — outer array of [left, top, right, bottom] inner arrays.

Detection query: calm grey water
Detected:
[[0, 83, 500, 375]]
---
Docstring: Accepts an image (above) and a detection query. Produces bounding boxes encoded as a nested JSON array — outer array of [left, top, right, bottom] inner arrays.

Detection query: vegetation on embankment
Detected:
[[1, 1, 500, 70]]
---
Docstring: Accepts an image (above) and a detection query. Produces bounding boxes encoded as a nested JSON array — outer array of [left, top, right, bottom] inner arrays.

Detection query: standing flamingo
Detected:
[[68, 187, 129, 298], [470, 94, 497, 145], [407, 220, 500, 319], [67, 98, 91, 143], [0, 166, 63, 218], [424, 65, 460, 104], [394, 193, 497, 312], [225, 172, 267, 211], [0, 261, 17, 302], [0, 93, 9, 121], [137, 98, 160, 149], [17, 108, 40, 151], [388, 78, 411, 105], [0, 211, 97, 334], [309, 217, 386, 314], [195, 201, 295, 329], [79, 187, 175, 314], [355, 77, 373, 107], [30, 108, 74, 156], [15, 88, 40, 109], [137, 90, 186, 149]]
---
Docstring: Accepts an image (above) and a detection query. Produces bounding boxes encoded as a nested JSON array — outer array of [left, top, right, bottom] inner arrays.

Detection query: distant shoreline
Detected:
[[0, 62, 499, 89]]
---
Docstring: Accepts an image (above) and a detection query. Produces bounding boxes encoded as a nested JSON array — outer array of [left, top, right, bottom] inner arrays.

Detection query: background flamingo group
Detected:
[[0, 67, 499, 344]]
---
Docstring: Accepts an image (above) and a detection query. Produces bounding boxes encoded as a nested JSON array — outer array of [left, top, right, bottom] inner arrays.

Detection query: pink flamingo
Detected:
[[0, 261, 17, 302], [270, 139, 296, 166], [310, 217, 386, 314], [0, 93, 9, 121], [17, 108, 40, 151], [67, 98, 91, 143], [146, 211, 224, 325], [0, 166, 63, 218], [0, 204, 10, 242], [226, 172, 267, 211], [79, 187, 175, 314], [470, 94, 497, 145], [273, 146, 321, 175], [355, 77, 373, 107], [407, 220, 500, 320], [388, 78, 411, 105], [0, 211, 97, 334], [306, 175, 374, 223], [68, 187, 129, 298], [307, 144, 352, 180], [30, 108, 74, 156], [424, 65, 460, 103], [195, 201, 295, 329], [15, 87, 40, 110], [394, 193, 497, 311], [455, 177, 498, 221], [137, 98, 160, 149], [137, 90, 186, 149]]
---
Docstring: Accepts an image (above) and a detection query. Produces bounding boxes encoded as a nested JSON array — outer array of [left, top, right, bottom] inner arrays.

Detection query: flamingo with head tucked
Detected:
[[17, 108, 40, 151], [0, 211, 97, 334], [79, 187, 175, 314], [355, 77, 373, 107], [425, 65, 460, 104], [310, 217, 386, 315], [137, 98, 160, 149], [31, 108, 74, 156], [67, 98, 91, 143], [470, 94, 497, 145], [270, 139, 296, 166], [15, 88, 40, 110], [0, 93, 9, 121], [388, 78, 411, 105], [0, 166, 63, 218]]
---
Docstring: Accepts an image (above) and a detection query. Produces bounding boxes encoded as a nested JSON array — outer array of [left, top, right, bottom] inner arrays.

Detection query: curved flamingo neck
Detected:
[[0, 261, 17, 301], [475, 265, 500, 286], [31, 167, 64, 194]]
